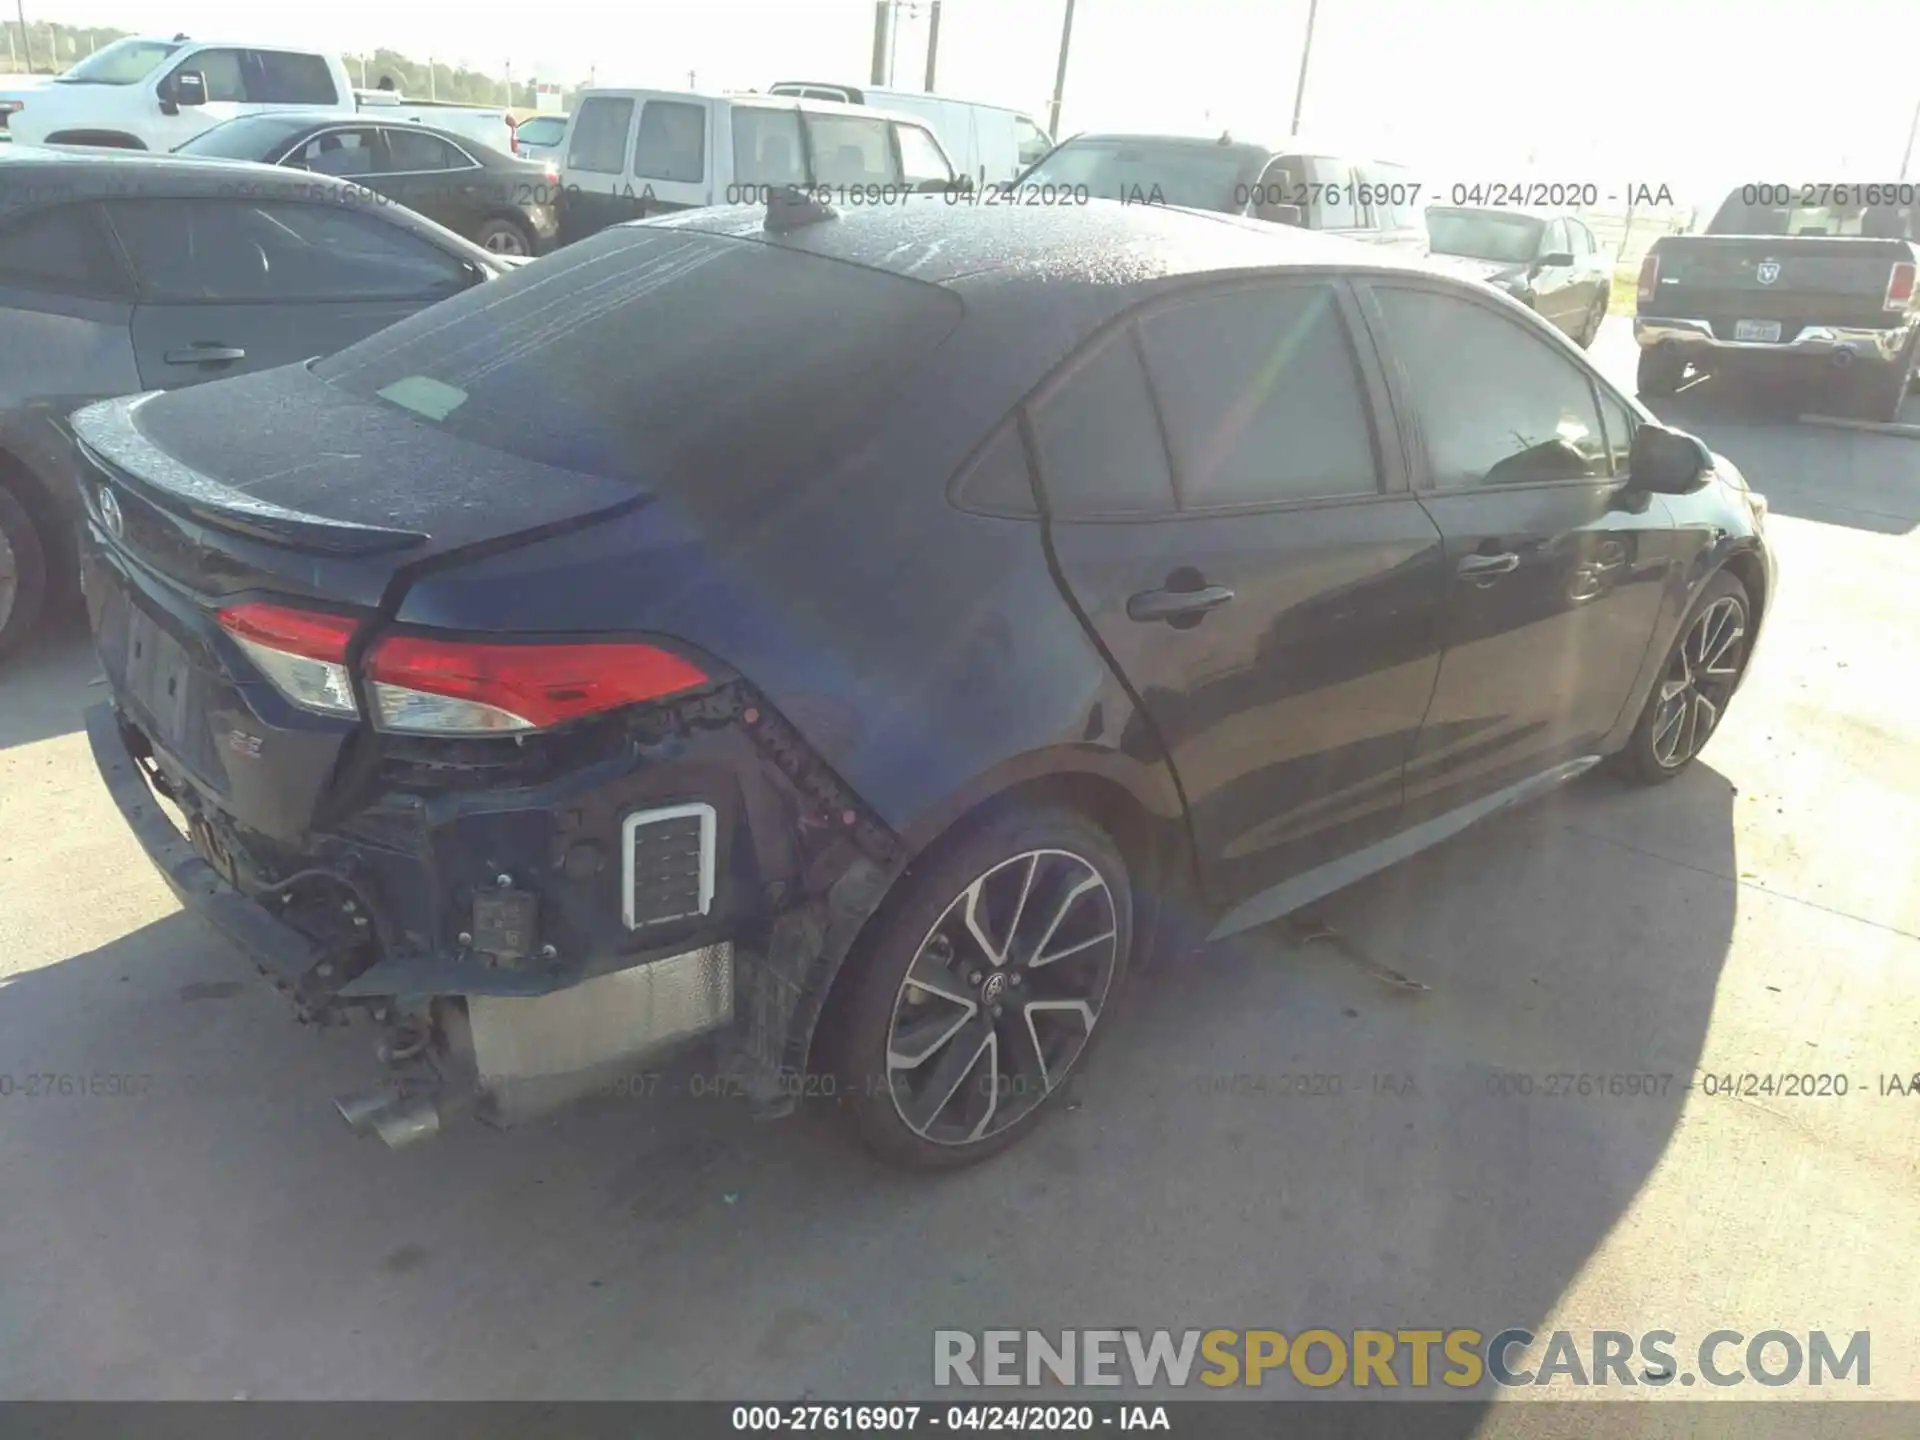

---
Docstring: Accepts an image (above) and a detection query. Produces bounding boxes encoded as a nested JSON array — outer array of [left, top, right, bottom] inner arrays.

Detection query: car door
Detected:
[[1358, 278, 1676, 820], [151, 46, 251, 151], [1531, 218, 1581, 332], [1568, 219, 1608, 322], [627, 97, 712, 214], [562, 94, 639, 240], [1037, 279, 1449, 909], [375, 128, 487, 234], [102, 197, 481, 391]]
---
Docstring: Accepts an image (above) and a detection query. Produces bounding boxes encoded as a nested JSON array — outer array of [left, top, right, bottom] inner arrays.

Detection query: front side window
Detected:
[[806, 114, 900, 185], [515, 115, 566, 147], [567, 96, 633, 174], [1306, 157, 1361, 229], [1030, 330, 1178, 519], [895, 123, 952, 187], [289, 127, 383, 176], [731, 107, 805, 187], [1543, 219, 1570, 258], [1137, 283, 1380, 508], [1373, 285, 1609, 488], [1597, 389, 1638, 476], [249, 51, 339, 106], [1013, 116, 1052, 169], [103, 199, 469, 304], [633, 101, 706, 183], [166, 48, 246, 104]]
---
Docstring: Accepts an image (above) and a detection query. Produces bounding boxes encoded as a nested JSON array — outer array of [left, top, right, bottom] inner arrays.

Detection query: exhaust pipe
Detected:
[[333, 1085, 445, 1150], [1831, 347, 1855, 368]]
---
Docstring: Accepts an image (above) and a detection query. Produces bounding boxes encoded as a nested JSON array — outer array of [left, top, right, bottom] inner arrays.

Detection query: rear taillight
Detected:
[[365, 636, 709, 736], [217, 602, 361, 718], [1884, 261, 1916, 312], [1636, 253, 1659, 306]]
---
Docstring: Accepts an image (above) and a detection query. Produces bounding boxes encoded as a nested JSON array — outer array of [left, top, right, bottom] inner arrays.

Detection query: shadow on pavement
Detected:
[[1643, 376, 1920, 536], [0, 609, 95, 752], [0, 756, 1740, 1412]]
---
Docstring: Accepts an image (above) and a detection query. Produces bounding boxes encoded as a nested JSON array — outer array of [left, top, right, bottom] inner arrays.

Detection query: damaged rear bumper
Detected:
[[85, 692, 901, 1144]]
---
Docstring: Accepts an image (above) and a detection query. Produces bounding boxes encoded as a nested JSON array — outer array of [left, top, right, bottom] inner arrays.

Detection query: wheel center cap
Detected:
[[981, 971, 1010, 1003]]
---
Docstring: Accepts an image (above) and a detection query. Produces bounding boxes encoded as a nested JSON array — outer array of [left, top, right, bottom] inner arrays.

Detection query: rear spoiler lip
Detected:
[[70, 393, 430, 556]]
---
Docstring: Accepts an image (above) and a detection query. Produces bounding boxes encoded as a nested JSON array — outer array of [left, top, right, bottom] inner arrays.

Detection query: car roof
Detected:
[[1428, 203, 1577, 221], [643, 194, 1431, 293], [1052, 132, 1413, 166], [0, 146, 376, 209], [189, 112, 518, 159]]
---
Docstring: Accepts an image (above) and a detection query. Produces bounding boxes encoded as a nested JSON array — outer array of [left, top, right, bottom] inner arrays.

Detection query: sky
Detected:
[[20, 0, 1920, 207]]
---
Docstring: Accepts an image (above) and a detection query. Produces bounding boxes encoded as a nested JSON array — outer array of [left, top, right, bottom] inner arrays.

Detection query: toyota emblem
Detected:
[[1756, 261, 1781, 285], [99, 487, 124, 540]]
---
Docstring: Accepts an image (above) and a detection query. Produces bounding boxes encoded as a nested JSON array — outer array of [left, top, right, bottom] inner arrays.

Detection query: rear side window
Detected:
[[806, 114, 901, 185], [103, 199, 469, 303], [250, 51, 338, 105], [633, 101, 706, 183], [0, 204, 128, 298], [1030, 330, 1177, 519], [732, 108, 805, 187], [568, 97, 633, 174], [1138, 284, 1380, 508], [313, 228, 963, 496], [385, 130, 469, 172]]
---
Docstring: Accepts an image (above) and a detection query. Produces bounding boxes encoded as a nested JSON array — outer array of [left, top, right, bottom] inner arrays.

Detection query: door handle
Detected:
[[164, 345, 247, 365], [1126, 584, 1236, 623], [1456, 552, 1520, 578]]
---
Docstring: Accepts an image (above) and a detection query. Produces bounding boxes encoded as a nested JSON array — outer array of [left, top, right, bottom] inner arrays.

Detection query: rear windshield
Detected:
[[1426, 207, 1544, 263], [1709, 187, 1919, 240], [314, 225, 963, 490], [1016, 139, 1266, 212], [175, 114, 318, 159], [515, 115, 567, 146]]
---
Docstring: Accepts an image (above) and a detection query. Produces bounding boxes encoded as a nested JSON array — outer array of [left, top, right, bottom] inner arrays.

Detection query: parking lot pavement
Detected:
[[2, 339, 1917, 1403]]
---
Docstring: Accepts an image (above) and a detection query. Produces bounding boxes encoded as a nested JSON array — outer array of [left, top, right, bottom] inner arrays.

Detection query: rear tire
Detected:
[[475, 217, 536, 257], [831, 805, 1133, 1170], [1613, 570, 1750, 784], [1637, 346, 1685, 397], [0, 483, 48, 665]]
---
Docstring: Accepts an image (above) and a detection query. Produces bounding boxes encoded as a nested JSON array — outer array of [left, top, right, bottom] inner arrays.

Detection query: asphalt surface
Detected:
[[1, 318, 1916, 1415]]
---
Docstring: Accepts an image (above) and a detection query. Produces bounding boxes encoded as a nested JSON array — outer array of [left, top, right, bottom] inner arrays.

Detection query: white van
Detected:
[[559, 88, 958, 240], [766, 81, 1051, 186], [3, 35, 356, 151]]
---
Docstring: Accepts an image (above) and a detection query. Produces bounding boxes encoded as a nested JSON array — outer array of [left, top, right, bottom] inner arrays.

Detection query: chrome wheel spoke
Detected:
[[903, 945, 972, 1009], [898, 1014, 995, 1135], [888, 997, 977, 1070], [1691, 690, 1719, 744], [1026, 873, 1106, 968]]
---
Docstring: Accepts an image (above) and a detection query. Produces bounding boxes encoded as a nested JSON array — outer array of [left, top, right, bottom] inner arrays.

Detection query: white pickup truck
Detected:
[[1, 37, 512, 155]]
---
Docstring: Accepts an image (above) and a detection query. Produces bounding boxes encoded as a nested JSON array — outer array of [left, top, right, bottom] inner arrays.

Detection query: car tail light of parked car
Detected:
[[1884, 261, 1916, 312], [217, 601, 708, 734]]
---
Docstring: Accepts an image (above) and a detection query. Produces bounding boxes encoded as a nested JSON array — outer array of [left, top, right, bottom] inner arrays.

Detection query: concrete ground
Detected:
[[0, 318, 1916, 1411]]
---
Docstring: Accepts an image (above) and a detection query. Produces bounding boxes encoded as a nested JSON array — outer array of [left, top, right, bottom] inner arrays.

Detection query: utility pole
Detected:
[[504, 59, 512, 107], [1288, 0, 1319, 137], [687, 69, 696, 89], [1901, 93, 1920, 180], [924, 0, 941, 91], [14, 0, 32, 73], [1048, 0, 1076, 139], [428, 58, 436, 100], [869, 0, 889, 86]]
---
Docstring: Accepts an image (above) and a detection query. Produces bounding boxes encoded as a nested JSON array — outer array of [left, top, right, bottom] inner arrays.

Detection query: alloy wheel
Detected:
[[483, 228, 530, 256], [884, 848, 1120, 1146], [1650, 596, 1746, 768]]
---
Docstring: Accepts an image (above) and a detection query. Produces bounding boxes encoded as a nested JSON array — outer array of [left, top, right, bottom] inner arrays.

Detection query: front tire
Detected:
[[1614, 571, 1750, 784], [475, 217, 536, 257], [0, 483, 49, 664], [1577, 291, 1608, 348], [1637, 346, 1685, 397], [832, 806, 1133, 1170]]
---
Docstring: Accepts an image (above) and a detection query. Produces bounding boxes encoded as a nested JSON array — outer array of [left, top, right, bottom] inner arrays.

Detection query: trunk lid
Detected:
[[1645, 234, 1916, 331]]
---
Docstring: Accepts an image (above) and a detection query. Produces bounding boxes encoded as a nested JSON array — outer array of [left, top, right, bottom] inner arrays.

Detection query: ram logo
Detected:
[[1756, 261, 1781, 285]]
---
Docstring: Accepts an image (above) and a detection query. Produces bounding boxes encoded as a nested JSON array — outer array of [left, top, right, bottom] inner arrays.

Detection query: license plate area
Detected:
[[1734, 319, 1783, 342]]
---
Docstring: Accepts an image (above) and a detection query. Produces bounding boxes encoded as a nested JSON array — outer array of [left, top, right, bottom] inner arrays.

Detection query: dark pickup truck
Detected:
[[1634, 184, 1919, 421]]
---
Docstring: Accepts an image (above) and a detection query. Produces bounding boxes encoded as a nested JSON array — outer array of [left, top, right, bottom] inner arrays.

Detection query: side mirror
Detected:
[[1626, 423, 1713, 494], [1533, 249, 1574, 273], [168, 70, 207, 108], [1255, 201, 1305, 227]]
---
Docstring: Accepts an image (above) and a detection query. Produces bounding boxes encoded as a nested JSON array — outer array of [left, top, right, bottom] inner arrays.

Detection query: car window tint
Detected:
[[732, 107, 806, 187], [1544, 219, 1569, 255], [1030, 331, 1177, 519], [1308, 157, 1360, 228], [385, 130, 467, 172], [805, 114, 901, 185], [1597, 389, 1638, 476], [104, 199, 468, 303], [171, 48, 246, 103], [1367, 162, 1423, 229], [1139, 283, 1379, 507], [1373, 286, 1609, 488], [895, 123, 951, 186], [952, 421, 1036, 516], [250, 50, 337, 105], [1014, 116, 1051, 169], [1569, 220, 1592, 256], [633, 100, 705, 182], [313, 227, 962, 499], [0, 204, 126, 297], [568, 96, 633, 174], [292, 127, 382, 176]]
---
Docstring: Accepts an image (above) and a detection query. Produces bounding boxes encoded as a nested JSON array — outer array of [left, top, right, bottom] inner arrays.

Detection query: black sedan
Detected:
[[0, 145, 507, 661], [1425, 205, 1613, 346], [176, 112, 561, 257], [72, 197, 1773, 1168]]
